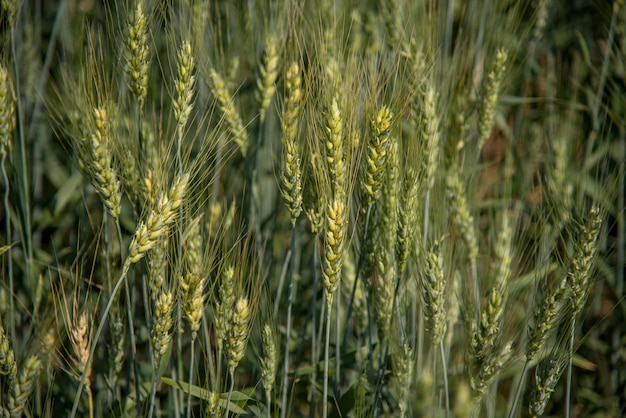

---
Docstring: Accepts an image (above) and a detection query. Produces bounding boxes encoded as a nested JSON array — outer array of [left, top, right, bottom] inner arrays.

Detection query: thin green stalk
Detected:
[[148, 347, 159, 418], [565, 319, 576, 418], [280, 223, 297, 418], [335, 285, 341, 396], [308, 235, 320, 417], [2, 155, 14, 343], [323, 299, 333, 418], [440, 341, 450, 417], [11, 26, 34, 295], [612, 128, 625, 391], [116, 221, 141, 415], [341, 203, 373, 350], [144, 271, 158, 418], [187, 338, 196, 418], [507, 360, 529, 418], [226, 372, 235, 418], [273, 248, 291, 318]]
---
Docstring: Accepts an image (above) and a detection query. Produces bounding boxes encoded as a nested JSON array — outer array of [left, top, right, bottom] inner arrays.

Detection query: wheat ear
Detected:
[[0, 64, 14, 157], [396, 168, 419, 274], [446, 167, 480, 318], [256, 35, 280, 123], [88, 107, 122, 219], [477, 49, 507, 150], [471, 220, 512, 399], [280, 62, 304, 224], [148, 290, 174, 418], [0, 320, 16, 380], [125, 1, 150, 109], [565, 205, 602, 418], [173, 40, 196, 138], [260, 324, 277, 418], [207, 68, 248, 156], [5, 355, 42, 418], [225, 297, 252, 416], [530, 354, 566, 417], [362, 105, 393, 206]]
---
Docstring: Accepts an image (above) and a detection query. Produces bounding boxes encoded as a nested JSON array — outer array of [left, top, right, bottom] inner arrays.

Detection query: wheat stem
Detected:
[[323, 297, 332, 418], [280, 224, 297, 418]]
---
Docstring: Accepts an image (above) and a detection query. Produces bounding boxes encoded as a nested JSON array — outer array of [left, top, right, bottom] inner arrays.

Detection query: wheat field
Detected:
[[0, 0, 624, 417]]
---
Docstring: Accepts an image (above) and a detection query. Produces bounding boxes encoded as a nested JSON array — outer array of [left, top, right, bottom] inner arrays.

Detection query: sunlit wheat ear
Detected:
[[322, 198, 348, 307], [70, 312, 91, 387], [0, 64, 15, 157], [226, 297, 251, 375], [181, 221, 205, 338], [6, 355, 42, 417], [396, 168, 419, 274], [325, 97, 346, 197], [125, 0, 150, 108], [173, 40, 196, 136], [530, 354, 566, 416], [181, 270, 205, 339], [207, 68, 248, 156], [88, 106, 122, 219], [0, 321, 16, 380], [280, 62, 303, 224], [477, 48, 507, 150], [362, 105, 393, 206], [260, 324, 277, 404], [151, 290, 174, 368], [126, 172, 189, 266], [421, 246, 447, 345], [255, 35, 280, 123], [215, 266, 235, 352]]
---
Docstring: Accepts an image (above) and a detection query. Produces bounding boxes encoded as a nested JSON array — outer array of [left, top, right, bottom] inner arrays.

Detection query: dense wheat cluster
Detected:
[[0, 1, 624, 417]]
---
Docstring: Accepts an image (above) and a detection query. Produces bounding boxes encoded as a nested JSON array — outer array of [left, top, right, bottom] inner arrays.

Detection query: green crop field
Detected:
[[0, 1, 624, 417]]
